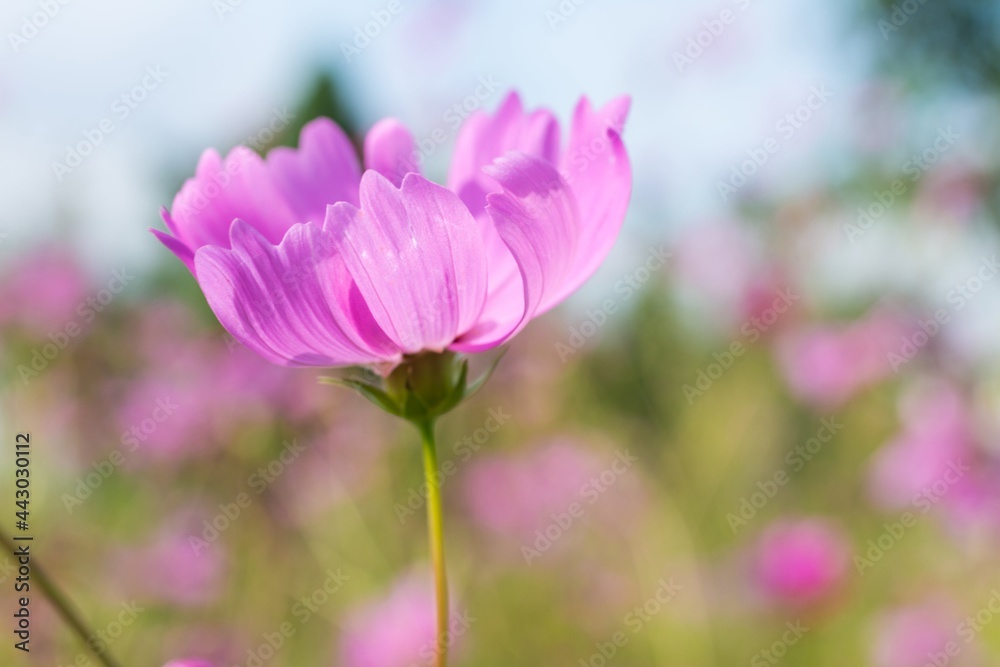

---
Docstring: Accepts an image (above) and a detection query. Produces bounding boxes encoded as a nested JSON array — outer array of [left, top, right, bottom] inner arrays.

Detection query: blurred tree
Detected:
[[850, 0, 1000, 229], [258, 70, 360, 153], [858, 0, 1000, 93]]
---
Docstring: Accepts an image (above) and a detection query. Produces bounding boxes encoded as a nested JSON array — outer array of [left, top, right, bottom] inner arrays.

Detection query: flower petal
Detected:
[[554, 95, 632, 301], [447, 91, 560, 219], [266, 117, 362, 224], [452, 152, 578, 351], [168, 147, 299, 252], [445, 92, 560, 351], [326, 171, 488, 354], [364, 118, 417, 186], [151, 207, 196, 271], [194, 219, 398, 367]]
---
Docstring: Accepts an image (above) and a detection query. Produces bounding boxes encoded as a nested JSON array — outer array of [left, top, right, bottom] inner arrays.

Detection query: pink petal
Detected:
[[168, 147, 299, 252], [447, 91, 560, 219], [364, 118, 417, 186], [156, 117, 363, 269], [453, 152, 578, 350], [553, 95, 632, 302], [326, 171, 488, 354], [447, 226, 525, 352], [194, 219, 398, 367], [152, 213, 195, 272], [266, 117, 362, 224], [443, 93, 560, 353]]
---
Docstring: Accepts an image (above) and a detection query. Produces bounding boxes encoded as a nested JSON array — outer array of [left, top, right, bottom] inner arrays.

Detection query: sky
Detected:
[[3, 0, 1000, 364], [0, 0, 847, 262]]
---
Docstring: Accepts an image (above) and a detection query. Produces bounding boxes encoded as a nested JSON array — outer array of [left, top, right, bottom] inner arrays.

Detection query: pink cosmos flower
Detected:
[[462, 439, 610, 544], [775, 307, 904, 407], [112, 521, 226, 607], [752, 517, 849, 606], [461, 438, 644, 561], [114, 301, 319, 464], [153, 91, 631, 370], [914, 163, 984, 223], [163, 661, 214, 667], [339, 574, 451, 667], [673, 220, 763, 313], [870, 600, 963, 667], [866, 380, 973, 511], [0, 246, 89, 335]]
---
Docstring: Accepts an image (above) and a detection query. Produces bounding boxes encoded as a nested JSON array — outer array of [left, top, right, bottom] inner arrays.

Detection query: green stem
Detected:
[[0, 529, 121, 667], [417, 419, 448, 667]]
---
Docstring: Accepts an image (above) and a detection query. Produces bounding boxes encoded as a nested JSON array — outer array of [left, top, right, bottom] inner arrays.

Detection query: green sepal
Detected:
[[321, 349, 505, 423], [463, 347, 507, 401], [434, 357, 470, 416], [319, 376, 402, 417]]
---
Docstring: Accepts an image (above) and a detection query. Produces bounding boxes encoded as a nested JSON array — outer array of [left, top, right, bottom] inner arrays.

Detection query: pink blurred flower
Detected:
[[0, 246, 89, 335], [276, 423, 393, 520], [113, 519, 226, 607], [674, 220, 763, 313], [867, 380, 972, 511], [461, 438, 643, 557], [133, 300, 302, 415], [753, 517, 849, 606], [115, 309, 309, 463], [340, 575, 453, 667], [673, 221, 796, 337], [914, 163, 984, 223], [776, 308, 904, 407], [945, 471, 1000, 536], [164, 661, 214, 667], [870, 601, 961, 667], [153, 91, 631, 370]]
